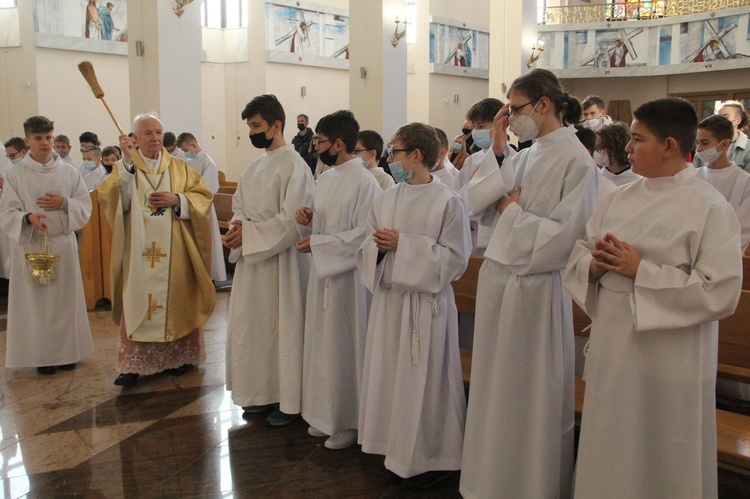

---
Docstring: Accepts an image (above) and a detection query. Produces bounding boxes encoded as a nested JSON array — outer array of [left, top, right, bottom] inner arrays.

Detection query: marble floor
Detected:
[[0, 288, 461, 498], [1, 285, 750, 498]]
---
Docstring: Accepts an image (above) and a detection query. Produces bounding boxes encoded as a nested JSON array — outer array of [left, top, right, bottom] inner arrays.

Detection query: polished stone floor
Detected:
[[2, 286, 750, 498], [0, 289, 461, 498]]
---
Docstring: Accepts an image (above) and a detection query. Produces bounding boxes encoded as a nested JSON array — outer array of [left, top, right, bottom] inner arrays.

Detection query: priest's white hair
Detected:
[[133, 112, 162, 134]]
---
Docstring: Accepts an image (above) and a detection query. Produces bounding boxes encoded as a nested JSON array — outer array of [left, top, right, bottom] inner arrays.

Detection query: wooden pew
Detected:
[[77, 190, 113, 310], [452, 256, 483, 315], [457, 257, 750, 474], [743, 256, 750, 291], [213, 192, 234, 231]]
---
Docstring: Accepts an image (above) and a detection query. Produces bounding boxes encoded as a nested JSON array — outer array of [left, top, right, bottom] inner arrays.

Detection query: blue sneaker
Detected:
[[265, 409, 299, 426], [241, 404, 275, 414]]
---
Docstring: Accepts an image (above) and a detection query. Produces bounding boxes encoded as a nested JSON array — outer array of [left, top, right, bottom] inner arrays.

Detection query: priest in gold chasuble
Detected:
[[98, 113, 215, 386]]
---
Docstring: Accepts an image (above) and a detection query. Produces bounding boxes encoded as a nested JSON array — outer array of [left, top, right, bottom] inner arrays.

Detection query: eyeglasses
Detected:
[[353, 148, 368, 154], [312, 138, 331, 148], [6, 150, 21, 160], [509, 101, 537, 117], [386, 147, 413, 159]]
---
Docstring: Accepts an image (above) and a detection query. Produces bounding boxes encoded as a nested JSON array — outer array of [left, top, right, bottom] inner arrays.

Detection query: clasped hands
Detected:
[[589, 232, 641, 283], [223, 220, 243, 249]]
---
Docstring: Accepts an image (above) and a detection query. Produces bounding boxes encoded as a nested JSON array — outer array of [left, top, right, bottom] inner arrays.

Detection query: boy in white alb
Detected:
[[357, 123, 471, 489], [79, 145, 109, 191], [296, 110, 381, 450], [0, 116, 93, 375], [431, 128, 459, 190], [177, 132, 227, 282], [694, 114, 750, 252], [355, 130, 394, 192], [564, 98, 742, 498], [224, 95, 314, 426]]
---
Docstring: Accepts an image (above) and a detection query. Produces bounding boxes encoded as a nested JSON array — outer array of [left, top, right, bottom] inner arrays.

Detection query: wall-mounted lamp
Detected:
[[527, 39, 544, 68], [391, 16, 407, 48], [173, 0, 195, 18]]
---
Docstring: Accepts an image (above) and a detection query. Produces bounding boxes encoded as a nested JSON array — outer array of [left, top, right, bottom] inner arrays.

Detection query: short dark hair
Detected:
[[54, 134, 70, 145], [102, 145, 119, 158], [466, 98, 504, 124], [573, 124, 596, 153], [597, 122, 631, 167], [434, 127, 449, 149], [582, 95, 606, 111], [298, 114, 309, 122], [23, 116, 54, 136], [4, 137, 27, 152], [698, 115, 735, 143], [391, 122, 440, 171], [176, 132, 197, 148], [316, 110, 359, 153], [163, 132, 177, 148], [79, 131, 100, 146], [632, 97, 697, 157], [509, 69, 582, 126], [242, 94, 286, 132], [358, 130, 384, 159]]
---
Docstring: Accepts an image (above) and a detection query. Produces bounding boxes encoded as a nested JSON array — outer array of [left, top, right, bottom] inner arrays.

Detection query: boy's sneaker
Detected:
[[324, 429, 358, 450], [241, 404, 276, 414], [308, 426, 327, 437], [37, 366, 56, 375], [265, 409, 299, 426], [57, 363, 76, 371]]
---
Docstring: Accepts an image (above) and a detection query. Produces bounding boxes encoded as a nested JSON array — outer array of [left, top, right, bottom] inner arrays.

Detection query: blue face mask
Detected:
[[185, 152, 196, 160], [11, 158, 22, 165], [81, 160, 98, 171], [452, 142, 463, 151], [471, 129, 492, 150], [389, 160, 412, 184]]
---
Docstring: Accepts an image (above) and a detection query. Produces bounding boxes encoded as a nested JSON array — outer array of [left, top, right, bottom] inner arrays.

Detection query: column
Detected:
[[126, 0, 202, 138], [349, 0, 408, 142]]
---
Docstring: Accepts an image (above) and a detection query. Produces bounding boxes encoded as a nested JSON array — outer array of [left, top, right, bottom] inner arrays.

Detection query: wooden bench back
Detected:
[[452, 256, 750, 384], [718, 290, 750, 382], [451, 256, 483, 315], [743, 256, 750, 291], [213, 192, 234, 230]]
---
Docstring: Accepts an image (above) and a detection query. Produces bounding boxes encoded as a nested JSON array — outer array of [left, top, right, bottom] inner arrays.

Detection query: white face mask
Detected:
[[696, 146, 721, 165], [593, 149, 610, 169], [508, 101, 542, 143], [471, 129, 492, 150]]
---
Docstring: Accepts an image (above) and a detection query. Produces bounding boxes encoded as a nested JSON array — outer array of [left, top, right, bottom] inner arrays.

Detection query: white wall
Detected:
[[36, 48, 130, 161]]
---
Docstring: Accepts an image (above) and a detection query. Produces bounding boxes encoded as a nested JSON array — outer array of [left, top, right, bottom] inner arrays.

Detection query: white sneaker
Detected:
[[324, 429, 358, 450], [308, 426, 327, 437]]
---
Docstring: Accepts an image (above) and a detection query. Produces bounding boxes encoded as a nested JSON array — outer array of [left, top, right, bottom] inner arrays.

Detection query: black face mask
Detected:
[[102, 163, 113, 174], [317, 146, 338, 166], [461, 127, 471, 136], [250, 129, 275, 149], [297, 123, 306, 131]]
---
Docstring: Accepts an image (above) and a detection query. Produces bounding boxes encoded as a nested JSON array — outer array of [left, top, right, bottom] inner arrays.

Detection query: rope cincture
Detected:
[[411, 292, 440, 366]]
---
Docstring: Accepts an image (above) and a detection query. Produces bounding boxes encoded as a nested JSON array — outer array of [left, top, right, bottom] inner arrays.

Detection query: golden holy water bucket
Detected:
[[24, 232, 60, 284]]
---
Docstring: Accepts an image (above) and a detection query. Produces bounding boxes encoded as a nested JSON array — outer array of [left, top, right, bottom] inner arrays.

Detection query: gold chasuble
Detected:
[[98, 149, 215, 342]]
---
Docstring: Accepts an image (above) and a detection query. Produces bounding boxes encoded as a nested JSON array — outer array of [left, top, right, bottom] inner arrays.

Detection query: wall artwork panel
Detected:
[[429, 17, 489, 79], [265, 1, 349, 70]]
